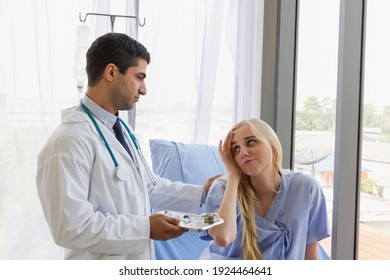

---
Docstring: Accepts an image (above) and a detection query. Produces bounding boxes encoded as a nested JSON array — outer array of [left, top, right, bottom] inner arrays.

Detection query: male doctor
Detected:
[[36, 33, 209, 260]]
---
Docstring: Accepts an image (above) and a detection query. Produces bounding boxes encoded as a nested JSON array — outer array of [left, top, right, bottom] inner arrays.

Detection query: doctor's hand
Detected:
[[149, 213, 188, 241]]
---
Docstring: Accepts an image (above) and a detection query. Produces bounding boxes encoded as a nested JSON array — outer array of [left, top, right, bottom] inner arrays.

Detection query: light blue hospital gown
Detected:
[[199, 171, 330, 260]]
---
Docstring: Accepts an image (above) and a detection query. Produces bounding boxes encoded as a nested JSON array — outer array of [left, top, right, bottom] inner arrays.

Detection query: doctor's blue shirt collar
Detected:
[[81, 95, 117, 131]]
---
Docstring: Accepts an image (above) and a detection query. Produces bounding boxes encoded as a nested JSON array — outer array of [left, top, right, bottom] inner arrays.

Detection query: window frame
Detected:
[[261, 0, 366, 260]]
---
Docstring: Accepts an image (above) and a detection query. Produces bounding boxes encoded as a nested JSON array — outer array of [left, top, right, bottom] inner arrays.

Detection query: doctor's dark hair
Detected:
[[86, 32, 150, 86]]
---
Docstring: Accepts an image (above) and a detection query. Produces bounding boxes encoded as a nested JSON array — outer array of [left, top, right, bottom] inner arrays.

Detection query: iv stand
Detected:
[[79, 12, 146, 32]]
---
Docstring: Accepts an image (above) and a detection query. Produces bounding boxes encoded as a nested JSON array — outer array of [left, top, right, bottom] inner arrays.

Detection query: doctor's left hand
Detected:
[[204, 174, 223, 196], [149, 213, 188, 241]]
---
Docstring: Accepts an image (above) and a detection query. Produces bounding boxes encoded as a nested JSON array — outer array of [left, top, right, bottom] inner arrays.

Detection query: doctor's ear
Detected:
[[105, 64, 116, 81]]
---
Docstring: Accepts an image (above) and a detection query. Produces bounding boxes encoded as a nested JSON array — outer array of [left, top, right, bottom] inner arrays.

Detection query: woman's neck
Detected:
[[250, 169, 281, 196], [250, 170, 281, 217]]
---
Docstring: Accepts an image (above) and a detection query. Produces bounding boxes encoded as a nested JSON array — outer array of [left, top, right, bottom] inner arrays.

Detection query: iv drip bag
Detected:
[[73, 25, 90, 93]]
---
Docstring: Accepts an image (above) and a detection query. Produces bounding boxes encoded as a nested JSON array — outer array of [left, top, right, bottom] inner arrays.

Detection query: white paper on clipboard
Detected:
[[160, 210, 224, 232]]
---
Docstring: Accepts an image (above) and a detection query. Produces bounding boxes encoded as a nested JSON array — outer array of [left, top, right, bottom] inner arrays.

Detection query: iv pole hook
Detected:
[[79, 12, 146, 30]]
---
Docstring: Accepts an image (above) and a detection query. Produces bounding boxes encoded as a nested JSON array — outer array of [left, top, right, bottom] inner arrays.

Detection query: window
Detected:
[[295, 0, 340, 257], [294, 0, 390, 259], [359, 0, 390, 260]]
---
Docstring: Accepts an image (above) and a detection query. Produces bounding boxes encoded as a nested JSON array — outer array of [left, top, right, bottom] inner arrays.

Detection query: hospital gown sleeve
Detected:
[[306, 177, 330, 244]]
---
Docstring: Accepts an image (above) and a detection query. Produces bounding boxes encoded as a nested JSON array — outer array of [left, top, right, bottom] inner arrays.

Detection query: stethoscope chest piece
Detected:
[[116, 166, 129, 181]]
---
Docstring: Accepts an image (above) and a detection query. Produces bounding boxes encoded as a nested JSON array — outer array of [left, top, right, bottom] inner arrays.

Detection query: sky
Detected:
[[297, 0, 389, 114]]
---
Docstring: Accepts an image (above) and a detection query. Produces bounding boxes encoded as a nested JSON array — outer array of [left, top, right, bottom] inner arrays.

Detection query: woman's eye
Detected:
[[232, 146, 240, 153], [247, 139, 256, 146]]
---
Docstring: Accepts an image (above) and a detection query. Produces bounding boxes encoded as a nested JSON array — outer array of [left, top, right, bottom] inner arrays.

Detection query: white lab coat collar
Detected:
[[61, 108, 144, 186]]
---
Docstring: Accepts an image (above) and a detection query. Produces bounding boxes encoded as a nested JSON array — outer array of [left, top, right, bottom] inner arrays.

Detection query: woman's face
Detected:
[[231, 124, 270, 177]]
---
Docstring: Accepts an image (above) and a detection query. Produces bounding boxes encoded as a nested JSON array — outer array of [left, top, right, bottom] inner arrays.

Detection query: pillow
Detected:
[[149, 139, 185, 182], [150, 139, 225, 185]]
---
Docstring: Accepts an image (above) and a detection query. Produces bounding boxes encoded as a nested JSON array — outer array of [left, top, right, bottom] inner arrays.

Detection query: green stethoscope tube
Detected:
[[80, 101, 156, 185]]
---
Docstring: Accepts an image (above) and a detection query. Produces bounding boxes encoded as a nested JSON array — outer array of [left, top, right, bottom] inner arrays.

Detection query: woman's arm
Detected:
[[208, 130, 242, 247], [207, 173, 240, 246], [305, 241, 319, 260]]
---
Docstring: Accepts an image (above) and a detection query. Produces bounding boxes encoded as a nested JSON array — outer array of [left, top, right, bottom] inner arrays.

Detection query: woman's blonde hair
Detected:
[[232, 118, 282, 259]]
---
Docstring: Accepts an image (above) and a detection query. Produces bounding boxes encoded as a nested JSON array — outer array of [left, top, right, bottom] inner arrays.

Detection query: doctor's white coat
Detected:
[[36, 107, 203, 260]]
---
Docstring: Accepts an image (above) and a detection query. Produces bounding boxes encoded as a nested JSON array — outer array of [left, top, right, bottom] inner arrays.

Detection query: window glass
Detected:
[[359, 0, 390, 260], [295, 0, 340, 257]]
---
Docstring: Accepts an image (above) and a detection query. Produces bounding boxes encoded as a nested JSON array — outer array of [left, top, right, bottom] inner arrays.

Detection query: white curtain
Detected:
[[192, 0, 225, 144], [233, 0, 263, 123], [136, 0, 263, 150], [194, 0, 264, 143]]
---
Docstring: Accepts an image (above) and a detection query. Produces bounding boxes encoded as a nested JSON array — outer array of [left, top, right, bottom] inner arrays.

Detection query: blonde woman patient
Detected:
[[199, 118, 330, 260]]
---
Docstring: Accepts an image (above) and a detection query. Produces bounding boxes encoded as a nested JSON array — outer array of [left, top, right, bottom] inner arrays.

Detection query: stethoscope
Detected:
[[80, 101, 157, 185]]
